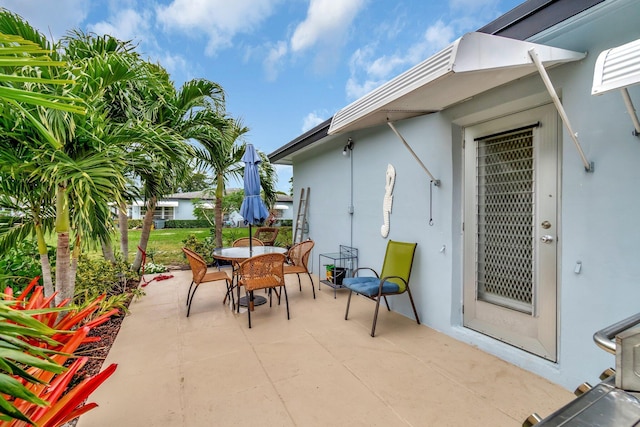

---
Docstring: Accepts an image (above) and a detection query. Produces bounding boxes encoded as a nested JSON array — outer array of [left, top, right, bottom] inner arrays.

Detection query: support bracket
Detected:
[[387, 121, 441, 186], [620, 88, 640, 137], [529, 48, 594, 173]]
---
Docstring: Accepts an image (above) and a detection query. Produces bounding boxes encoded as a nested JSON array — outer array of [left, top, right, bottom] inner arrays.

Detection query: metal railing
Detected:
[[593, 312, 640, 354]]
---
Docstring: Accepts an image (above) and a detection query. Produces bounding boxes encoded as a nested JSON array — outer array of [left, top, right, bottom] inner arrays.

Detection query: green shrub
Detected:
[[275, 226, 293, 247], [0, 240, 53, 294], [165, 219, 211, 228], [182, 233, 217, 264], [127, 219, 143, 229], [73, 256, 140, 315]]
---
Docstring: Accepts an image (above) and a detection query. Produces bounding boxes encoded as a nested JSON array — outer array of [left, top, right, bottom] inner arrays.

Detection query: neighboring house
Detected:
[[129, 191, 213, 221], [273, 194, 294, 222], [129, 190, 289, 225], [270, 0, 639, 392]]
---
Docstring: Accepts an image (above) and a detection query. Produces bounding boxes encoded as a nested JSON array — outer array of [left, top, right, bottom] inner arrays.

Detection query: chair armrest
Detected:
[[353, 267, 378, 277], [380, 275, 407, 284], [377, 275, 408, 295]]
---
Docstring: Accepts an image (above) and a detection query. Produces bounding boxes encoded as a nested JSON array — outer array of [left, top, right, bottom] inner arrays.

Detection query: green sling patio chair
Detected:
[[343, 240, 420, 337]]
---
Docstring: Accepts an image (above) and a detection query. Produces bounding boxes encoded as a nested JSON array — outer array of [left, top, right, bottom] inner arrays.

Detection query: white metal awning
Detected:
[[328, 32, 585, 135], [592, 37, 640, 136], [273, 204, 289, 210]]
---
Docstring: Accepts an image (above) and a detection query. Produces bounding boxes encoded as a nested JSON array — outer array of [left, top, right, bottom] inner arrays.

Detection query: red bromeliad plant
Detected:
[[0, 277, 119, 426]]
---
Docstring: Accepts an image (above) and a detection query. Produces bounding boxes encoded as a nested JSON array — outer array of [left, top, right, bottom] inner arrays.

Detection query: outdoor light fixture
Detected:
[[342, 138, 354, 156]]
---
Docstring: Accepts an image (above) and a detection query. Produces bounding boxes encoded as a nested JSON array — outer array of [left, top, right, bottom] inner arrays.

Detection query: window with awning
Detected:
[[592, 37, 640, 136]]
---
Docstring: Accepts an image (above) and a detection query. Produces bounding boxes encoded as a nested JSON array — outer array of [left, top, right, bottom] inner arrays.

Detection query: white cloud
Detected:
[[286, 0, 367, 76], [424, 20, 456, 51], [290, 0, 366, 53], [302, 111, 327, 132], [1, 0, 89, 41], [156, 0, 280, 56], [344, 19, 455, 102], [88, 9, 151, 44], [264, 41, 289, 82], [344, 0, 505, 103], [157, 52, 199, 85]]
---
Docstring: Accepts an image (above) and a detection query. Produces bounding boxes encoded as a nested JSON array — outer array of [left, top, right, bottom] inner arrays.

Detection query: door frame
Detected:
[[462, 103, 560, 361]]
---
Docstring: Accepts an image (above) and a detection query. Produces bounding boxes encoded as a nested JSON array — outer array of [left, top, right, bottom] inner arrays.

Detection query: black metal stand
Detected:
[[238, 295, 267, 307]]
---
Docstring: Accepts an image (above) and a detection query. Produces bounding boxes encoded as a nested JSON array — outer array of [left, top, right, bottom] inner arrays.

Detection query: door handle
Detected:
[[541, 235, 554, 244]]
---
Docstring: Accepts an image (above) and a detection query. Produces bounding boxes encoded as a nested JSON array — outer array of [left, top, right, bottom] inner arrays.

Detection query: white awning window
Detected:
[[592, 37, 640, 136], [328, 32, 585, 135], [132, 200, 179, 207], [273, 204, 289, 210]]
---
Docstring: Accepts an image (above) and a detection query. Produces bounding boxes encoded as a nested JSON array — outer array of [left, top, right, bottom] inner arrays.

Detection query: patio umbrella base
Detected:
[[238, 295, 267, 308]]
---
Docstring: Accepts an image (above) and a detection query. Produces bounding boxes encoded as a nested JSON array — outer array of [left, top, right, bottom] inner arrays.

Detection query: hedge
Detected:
[[164, 219, 211, 228]]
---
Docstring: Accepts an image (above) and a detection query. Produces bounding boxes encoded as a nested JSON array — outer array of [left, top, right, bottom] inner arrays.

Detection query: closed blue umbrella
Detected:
[[239, 144, 269, 252]]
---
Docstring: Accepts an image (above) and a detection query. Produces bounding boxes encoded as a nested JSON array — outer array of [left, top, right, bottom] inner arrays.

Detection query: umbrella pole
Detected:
[[249, 224, 252, 253]]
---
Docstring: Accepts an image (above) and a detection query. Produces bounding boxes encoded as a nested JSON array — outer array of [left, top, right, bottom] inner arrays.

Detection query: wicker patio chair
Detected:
[[182, 247, 233, 317], [237, 252, 288, 328], [232, 237, 264, 247], [342, 240, 420, 337], [253, 227, 279, 246], [284, 239, 315, 298]]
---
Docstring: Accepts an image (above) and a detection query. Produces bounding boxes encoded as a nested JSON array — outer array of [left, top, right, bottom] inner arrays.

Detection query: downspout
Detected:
[[350, 145, 353, 248], [345, 138, 354, 249]]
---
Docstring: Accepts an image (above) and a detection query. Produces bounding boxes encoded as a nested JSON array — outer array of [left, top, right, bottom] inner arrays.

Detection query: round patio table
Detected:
[[212, 246, 288, 308]]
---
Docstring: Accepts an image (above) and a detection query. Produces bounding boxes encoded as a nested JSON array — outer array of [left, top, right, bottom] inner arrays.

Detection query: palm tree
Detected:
[[0, 9, 84, 114], [191, 113, 278, 248], [129, 72, 225, 272], [0, 10, 86, 299], [191, 114, 247, 248], [0, 13, 166, 303]]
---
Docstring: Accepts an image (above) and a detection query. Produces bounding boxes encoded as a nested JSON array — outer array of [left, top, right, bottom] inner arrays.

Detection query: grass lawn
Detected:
[[123, 228, 244, 266], [122, 226, 292, 267]]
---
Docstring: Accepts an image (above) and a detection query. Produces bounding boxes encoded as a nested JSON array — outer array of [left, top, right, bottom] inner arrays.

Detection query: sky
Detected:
[[1, 0, 524, 192]]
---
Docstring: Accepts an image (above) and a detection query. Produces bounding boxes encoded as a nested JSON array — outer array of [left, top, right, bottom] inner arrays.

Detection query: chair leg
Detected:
[[246, 290, 252, 328], [307, 272, 315, 299], [225, 279, 235, 310], [406, 286, 421, 325], [186, 280, 195, 306], [345, 289, 353, 320], [187, 284, 200, 317], [237, 280, 242, 313], [283, 285, 290, 320], [383, 296, 391, 311], [297, 274, 302, 292], [371, 296, 383, 337]]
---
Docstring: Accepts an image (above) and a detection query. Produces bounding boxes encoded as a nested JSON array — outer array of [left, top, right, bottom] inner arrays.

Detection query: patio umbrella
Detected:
[[239, 144, 269, 252]]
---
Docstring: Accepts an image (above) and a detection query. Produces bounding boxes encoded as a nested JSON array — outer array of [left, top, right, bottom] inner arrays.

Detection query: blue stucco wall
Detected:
[[291, 0, 640, 391]]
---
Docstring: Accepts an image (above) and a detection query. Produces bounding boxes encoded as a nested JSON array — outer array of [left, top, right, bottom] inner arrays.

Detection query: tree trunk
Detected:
[[118, 202, 129, 261], [214, 174, 224, 248], [131, 196, 156, 272], [69, 235, 81, 299], [101, 237, 116, 264], [55, 183, 72, 307], [35, 224, 54, 299]]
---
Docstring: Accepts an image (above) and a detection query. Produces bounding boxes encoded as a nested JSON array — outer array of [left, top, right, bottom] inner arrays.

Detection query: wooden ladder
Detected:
[[293, 187, 310, 244]]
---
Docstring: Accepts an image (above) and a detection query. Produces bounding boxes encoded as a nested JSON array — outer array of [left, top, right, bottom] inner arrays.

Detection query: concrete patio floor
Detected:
[[77, 268, 572, 426]]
